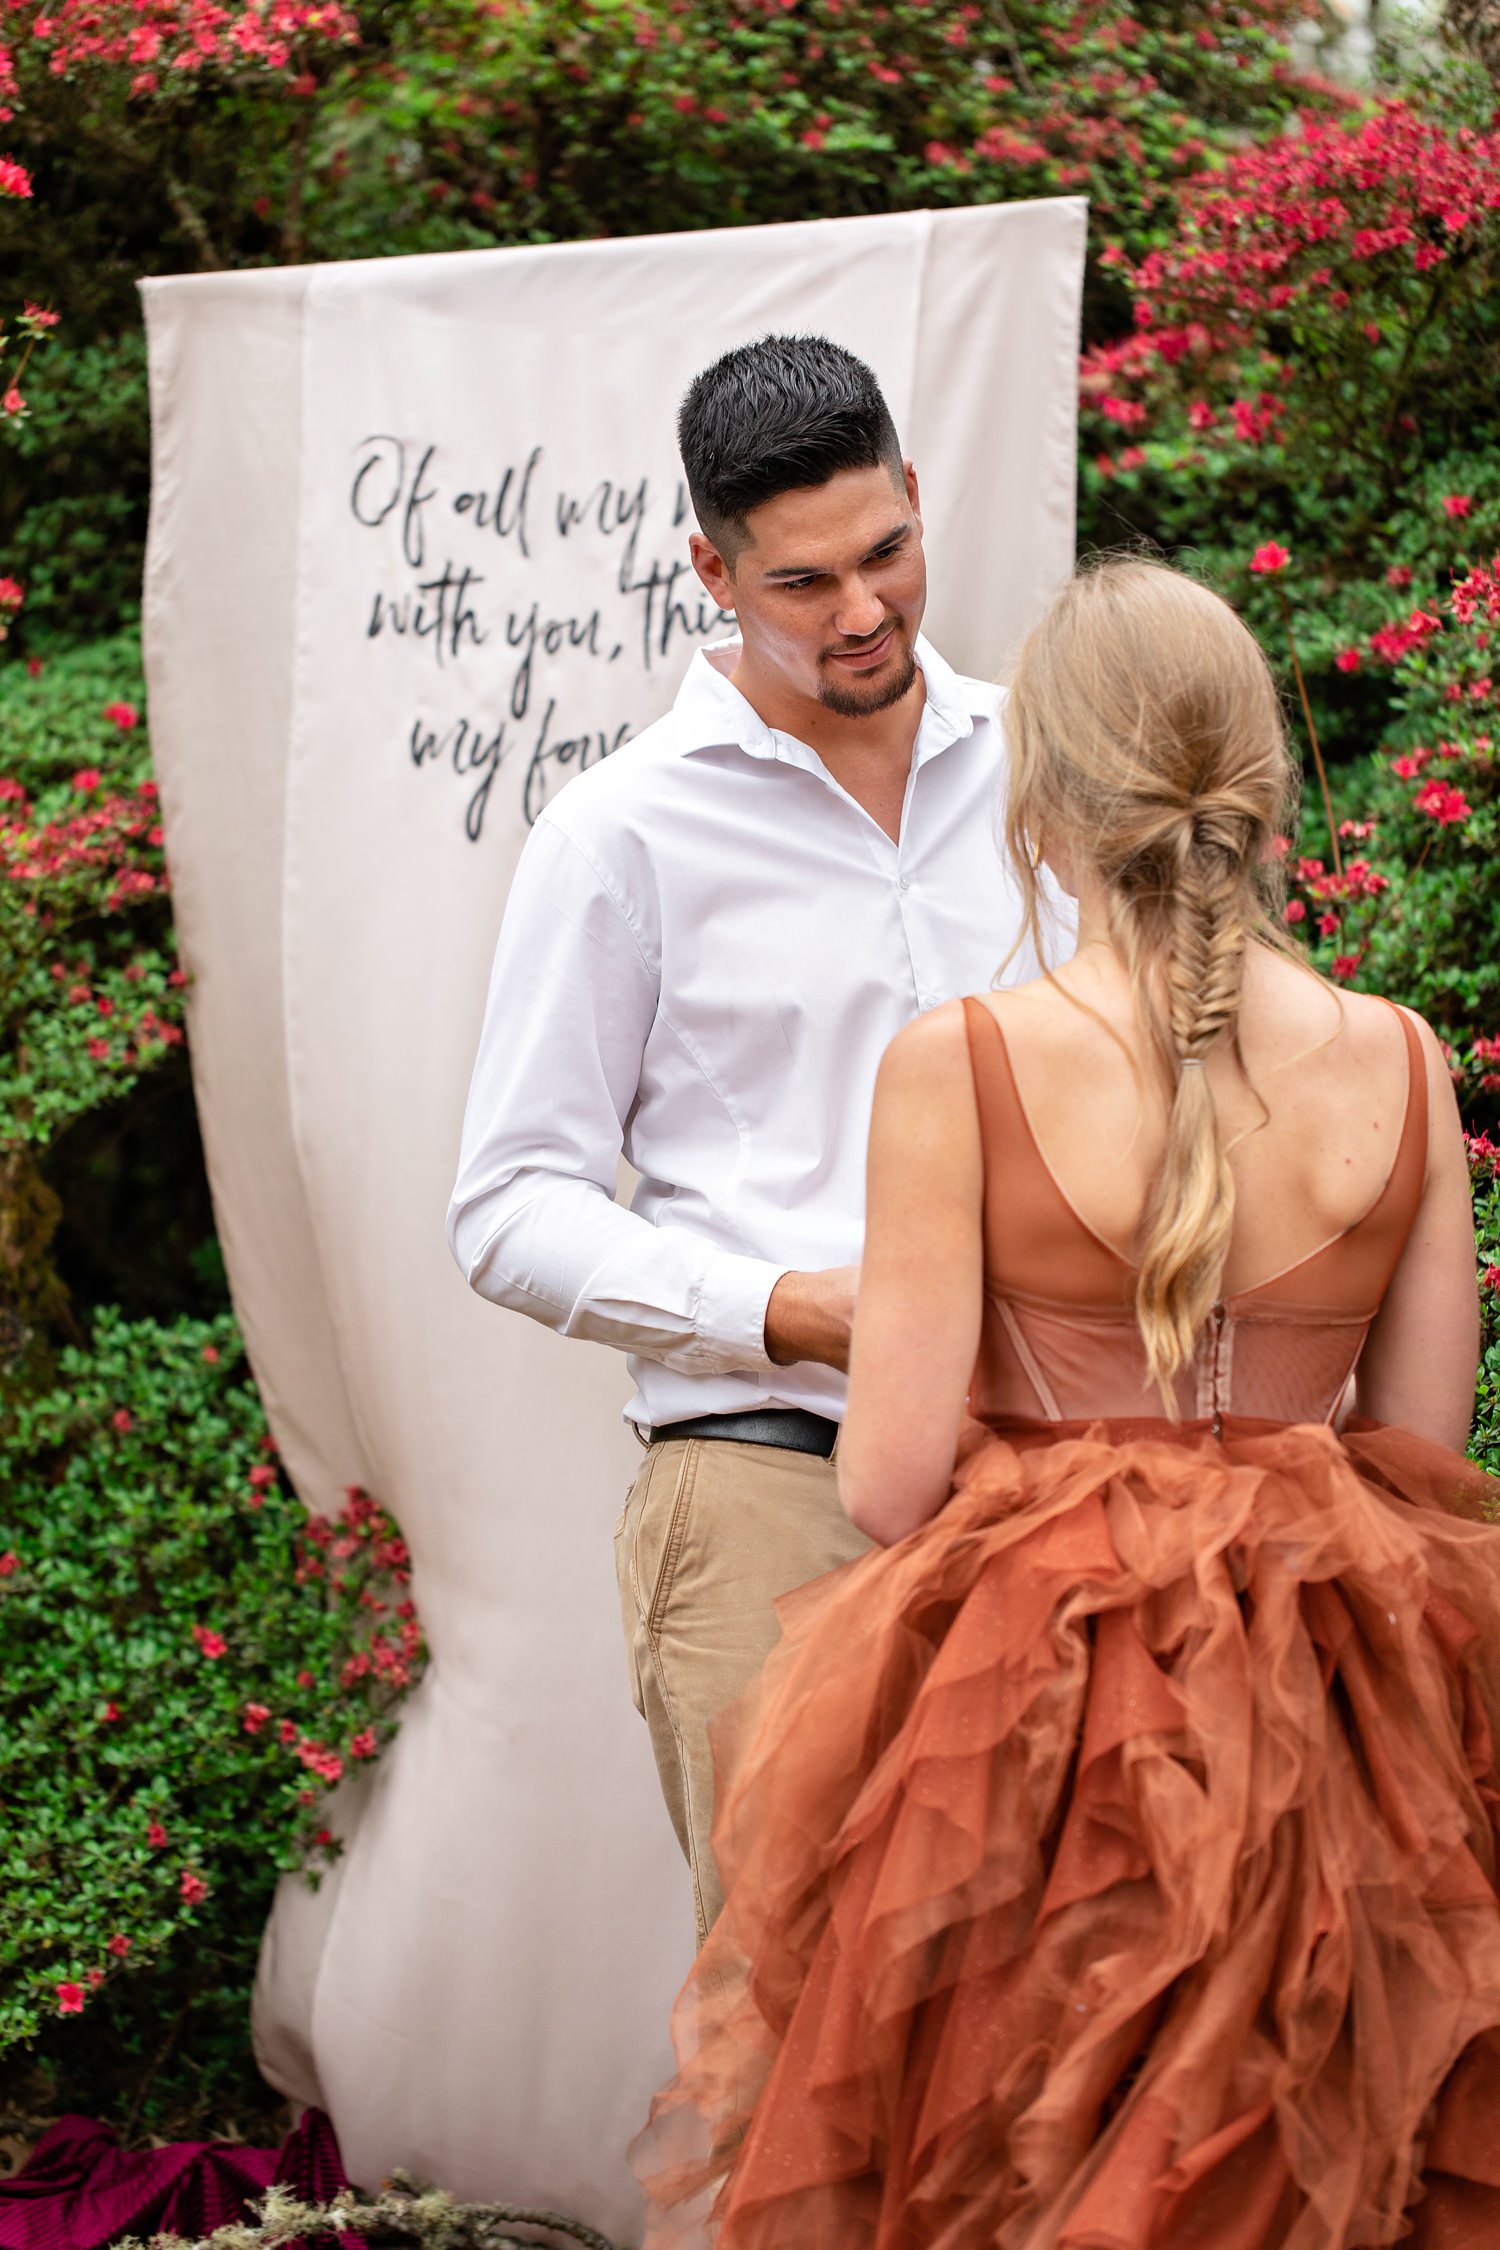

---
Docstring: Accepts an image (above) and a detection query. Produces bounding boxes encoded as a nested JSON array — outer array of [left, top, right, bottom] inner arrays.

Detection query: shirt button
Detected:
[[897, 874, 911, 893]]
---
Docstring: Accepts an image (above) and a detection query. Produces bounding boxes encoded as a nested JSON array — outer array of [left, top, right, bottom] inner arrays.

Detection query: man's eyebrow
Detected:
[[760, 523, 910, 581]]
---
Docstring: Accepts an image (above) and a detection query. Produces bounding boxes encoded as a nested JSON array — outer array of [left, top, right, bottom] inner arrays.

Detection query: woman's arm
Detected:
[[839, 1001, 985, 1545], [1354, 1007, 1480, 1450]]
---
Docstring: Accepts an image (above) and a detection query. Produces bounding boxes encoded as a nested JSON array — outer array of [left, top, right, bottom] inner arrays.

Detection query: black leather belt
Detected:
[[648, 1407, 839, 1459]]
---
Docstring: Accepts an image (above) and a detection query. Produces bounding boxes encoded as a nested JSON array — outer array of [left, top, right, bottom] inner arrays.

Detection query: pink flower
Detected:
[[180, 1870, 208, 1906], [191, 1623, 228, 1659], [1387, 564, 1413, 589], [104, 702, 139, 729], [1443, 494, 1473, 518], [248, 1464, 276, 1488], [101, 1700, 121, 1723], [0, 157, 34, 199], [1188, 401, 1217, 431], [1317, 911, 1339, 938], [202, 1344, 219, 1362], [107, 1933, 132, 1958], [1283, 900, 1307, 924], [111, 1408, 132, 1432], [1334, 649, 1361, 673], [1483, 1265, 1500, 1290], [2, 389, 24, 418], [56, 1983, 85, 2016], [1249, 542, 1290, 575], [1331, 955, 1360, 983], [146, 1820, 168, 1849], [350, 1728, 377, 1760], [72, 769, 102, 792], [87, 1967, 105, 1989], [0, 1551, 18, 1576], [87, 1039, 111, 1062], [243, 1702, 271, 1734]]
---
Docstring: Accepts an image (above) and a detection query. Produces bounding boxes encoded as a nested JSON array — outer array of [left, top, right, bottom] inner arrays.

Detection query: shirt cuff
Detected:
[[693, 1249, 790, 1374]]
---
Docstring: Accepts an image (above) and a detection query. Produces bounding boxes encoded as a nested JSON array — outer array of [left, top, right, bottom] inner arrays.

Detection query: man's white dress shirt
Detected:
[[447, 634, 1069, 1431]]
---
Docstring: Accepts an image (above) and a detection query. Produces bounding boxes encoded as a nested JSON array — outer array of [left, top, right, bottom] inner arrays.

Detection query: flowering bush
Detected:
[[0, 0, 360, 96], [1077, 87, 1500, 759], [0, 1307, 424, 2128], [320, 0, 1341, 268], [0, 639, 185, 1380], [1282, 553, 1500, 1081], [1471, 1137, 1500, 1477]]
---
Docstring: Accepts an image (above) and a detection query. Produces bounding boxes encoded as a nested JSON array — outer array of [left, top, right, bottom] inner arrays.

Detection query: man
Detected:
[[447, 334, 1067, 1942]]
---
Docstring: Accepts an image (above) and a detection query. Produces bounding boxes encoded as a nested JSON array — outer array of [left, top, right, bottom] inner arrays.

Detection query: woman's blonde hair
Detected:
[[1003, 557, 1298, 1394]]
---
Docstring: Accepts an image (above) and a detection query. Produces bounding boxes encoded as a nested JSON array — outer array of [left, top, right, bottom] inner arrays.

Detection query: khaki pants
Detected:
[[615, 1436, 872, 1946]]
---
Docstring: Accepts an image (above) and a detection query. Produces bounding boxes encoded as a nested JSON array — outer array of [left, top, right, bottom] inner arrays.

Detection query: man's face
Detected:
[[691, 461, 926, 720]]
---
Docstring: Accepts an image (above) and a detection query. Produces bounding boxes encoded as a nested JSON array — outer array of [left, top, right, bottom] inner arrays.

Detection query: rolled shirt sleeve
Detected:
[[446, 815, 786, 1376]]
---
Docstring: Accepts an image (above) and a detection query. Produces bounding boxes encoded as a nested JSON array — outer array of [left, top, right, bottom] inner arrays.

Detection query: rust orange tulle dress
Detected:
[[632, 999, 1500, 2249]]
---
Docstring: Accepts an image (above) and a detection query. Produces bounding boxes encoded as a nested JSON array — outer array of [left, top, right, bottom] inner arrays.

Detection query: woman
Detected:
[[633, 559, 1500, 2247]]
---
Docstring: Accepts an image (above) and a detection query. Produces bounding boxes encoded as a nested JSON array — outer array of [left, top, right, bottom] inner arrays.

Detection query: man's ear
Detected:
[[689, 530, 736, 613], [902, 458, 923, 535]]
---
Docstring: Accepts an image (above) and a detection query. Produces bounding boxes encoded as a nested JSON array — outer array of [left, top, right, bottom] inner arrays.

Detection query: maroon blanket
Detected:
[[0, 2110, 355, 2250]]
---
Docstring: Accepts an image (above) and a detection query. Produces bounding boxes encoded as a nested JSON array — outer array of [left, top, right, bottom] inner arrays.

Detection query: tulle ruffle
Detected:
[[633, 1415, 1500, 2249]]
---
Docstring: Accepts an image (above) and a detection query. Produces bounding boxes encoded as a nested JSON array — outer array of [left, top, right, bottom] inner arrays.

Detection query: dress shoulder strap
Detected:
[[959, 996, 1136, 1301], [1374, 999, 1430, 1242]]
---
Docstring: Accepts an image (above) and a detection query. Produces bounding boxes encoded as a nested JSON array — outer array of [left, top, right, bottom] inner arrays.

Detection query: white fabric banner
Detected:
[[139, 198, 1085, 2234]]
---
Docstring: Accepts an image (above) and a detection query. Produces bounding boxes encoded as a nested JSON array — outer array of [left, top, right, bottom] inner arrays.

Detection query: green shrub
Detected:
[[0, 1307, 424, 2131]]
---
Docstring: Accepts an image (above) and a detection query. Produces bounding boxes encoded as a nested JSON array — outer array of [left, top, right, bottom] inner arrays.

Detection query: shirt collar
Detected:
[[672, 634, 991, 769]]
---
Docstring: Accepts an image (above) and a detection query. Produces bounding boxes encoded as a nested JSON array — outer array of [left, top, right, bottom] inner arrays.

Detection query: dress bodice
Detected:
[[961, 996, 1429, 1432]]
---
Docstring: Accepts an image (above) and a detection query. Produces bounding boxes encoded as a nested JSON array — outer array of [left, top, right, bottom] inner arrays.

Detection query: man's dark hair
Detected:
[[678, 334, 903, 564]]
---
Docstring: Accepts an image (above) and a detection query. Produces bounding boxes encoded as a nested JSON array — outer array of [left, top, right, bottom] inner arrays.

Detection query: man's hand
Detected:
[[764, 1265, 860, 1372]]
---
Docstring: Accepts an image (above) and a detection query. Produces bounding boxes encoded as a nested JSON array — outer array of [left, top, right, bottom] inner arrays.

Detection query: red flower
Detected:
[[107, 1933, 132, 1958], [1413, 778, 1471, 825], [55, 1983, 85, 2016], [1483, 1265, 1500, 1290], [147, 1820, 168, 1849], [104, 702, 139, 729], [350, 1728, 377, 1760], [1249, 542, 1290, 575], [1443, 495, 1473, 519], [180, 1870, 208, 1906], [2, 388, 25, 419], [202, 1344, 219, 1362], [0, 1551, 17, 1576], [0, 157, 34, 199], [87, 1039, 111, 1062], [1387, 564, 1413, 589], [243, 1702, 272, 1734], [248, 1464, 276, 1488], [1334, 649, 1361, 673], [111, 1408, 132, 1432], [72, 768, 102, 792], [279, 1718, 298, 1745], [1331, 955, 1360, 983], [101, 1701, 121, 1723], [191, 1623, 228, 1659]]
